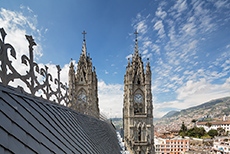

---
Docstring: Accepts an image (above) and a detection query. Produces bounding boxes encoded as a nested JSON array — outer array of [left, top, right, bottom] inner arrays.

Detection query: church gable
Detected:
[[133, 66, 144, 85], [76, 67, 87, 84]]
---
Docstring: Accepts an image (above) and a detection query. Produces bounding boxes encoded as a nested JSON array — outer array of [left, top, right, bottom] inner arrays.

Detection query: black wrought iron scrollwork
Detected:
[[0, 28, 19, 85], [0, 28, 69, 105]]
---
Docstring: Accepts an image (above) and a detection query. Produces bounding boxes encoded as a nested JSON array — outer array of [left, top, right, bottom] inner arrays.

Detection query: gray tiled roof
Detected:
[[0, 83, 120, 154]]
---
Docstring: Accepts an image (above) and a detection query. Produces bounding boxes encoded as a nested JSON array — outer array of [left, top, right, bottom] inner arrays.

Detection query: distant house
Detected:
[[197, 121, 230, 132], [169, 129, 180, 136], [155, 137, 189, 154], [212, 137, 230, 153]]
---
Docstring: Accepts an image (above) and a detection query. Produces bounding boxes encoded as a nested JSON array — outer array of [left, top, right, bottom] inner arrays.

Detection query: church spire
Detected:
[[82, 30, 87, 57], [134, 30, 139, 57]]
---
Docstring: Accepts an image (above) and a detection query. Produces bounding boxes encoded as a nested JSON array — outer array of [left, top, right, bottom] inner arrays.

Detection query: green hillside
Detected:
[[155, 97, 230, 130]]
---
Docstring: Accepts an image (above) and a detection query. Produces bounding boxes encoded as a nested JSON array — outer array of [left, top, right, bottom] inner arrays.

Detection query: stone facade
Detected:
[[123, 32, 155, 154], [68, 32, 99, 118]]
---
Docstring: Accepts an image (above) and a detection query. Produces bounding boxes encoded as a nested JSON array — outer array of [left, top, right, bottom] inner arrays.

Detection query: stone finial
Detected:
[[134, 30, 139, 57], [82, 30, 87, 56], [70, 60, 74, 68], [127, 58, 130, 67]]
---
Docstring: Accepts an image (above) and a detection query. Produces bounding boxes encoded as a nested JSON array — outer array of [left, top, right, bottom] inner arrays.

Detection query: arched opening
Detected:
[[137, 78, 140, 84], [134, 104, 139, 114], [139, 104, 143, 113], [138, 126, 141, 141]]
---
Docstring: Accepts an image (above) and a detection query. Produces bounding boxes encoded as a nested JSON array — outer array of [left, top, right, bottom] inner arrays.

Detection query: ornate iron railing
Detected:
[[0, 28, 69, 105]]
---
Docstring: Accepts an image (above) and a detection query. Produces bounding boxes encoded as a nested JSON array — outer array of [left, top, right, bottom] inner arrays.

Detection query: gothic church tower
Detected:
[[123, 31, 154, 154], [69, 31, 99, 118]]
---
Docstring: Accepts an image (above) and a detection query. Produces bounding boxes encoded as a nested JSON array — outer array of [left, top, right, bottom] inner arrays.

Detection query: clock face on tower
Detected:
[[134, 94, 143, 103], [78, 94, 87, 103]]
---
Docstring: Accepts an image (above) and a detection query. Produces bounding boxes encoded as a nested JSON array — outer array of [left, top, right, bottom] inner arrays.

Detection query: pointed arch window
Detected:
[[137, 78, 140, 85], [138, 126, 141, 141]]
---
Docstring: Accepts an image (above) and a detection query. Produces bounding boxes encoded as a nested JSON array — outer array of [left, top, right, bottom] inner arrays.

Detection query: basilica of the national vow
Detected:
[[68, 31, 155, 154], [0, 27, 154, 153]]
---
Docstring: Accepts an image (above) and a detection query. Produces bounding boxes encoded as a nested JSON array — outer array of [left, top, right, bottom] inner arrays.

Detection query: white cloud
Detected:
[[136, 20, 147, 34], [154, 20, 165, 38], [155, 7, 167, 19], [169, 0, 187, 18], [142, 49, 148, 55], [181, 22, 196, 36], [154, 77, 230, 118], [98, 80, 123, 118], [214, 0, 228, 9], [178, 78, 230, 108], [174, 0, 187, 13], [44, 28, 48, 33], [143, 40, 152, 49], [0, 8, 42, 60], [27, 6, 33, 13], [126, 54, 132, 59], [105, 70, 109, 74]]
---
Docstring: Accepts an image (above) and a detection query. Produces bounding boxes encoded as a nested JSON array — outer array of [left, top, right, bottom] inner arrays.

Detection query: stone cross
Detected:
[[134, 30, 138, 40], [82, 30, 87, 41]]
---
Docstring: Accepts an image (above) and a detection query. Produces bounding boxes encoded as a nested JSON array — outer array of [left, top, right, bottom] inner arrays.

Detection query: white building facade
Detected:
[[197, 121, 230, 133], [155, 137, 189, 154], [212, 137, 230, 154]]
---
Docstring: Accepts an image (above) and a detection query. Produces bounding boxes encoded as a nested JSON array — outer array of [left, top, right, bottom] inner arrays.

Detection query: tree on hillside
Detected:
[[186, 127, 206, 138], [180, 122, 187, 132], [205, 122, 212, 128], [191, 119, 197, 127], [197, 127, 206, 138], [179, 122, 187, 138], [207, 129, 218, 138]]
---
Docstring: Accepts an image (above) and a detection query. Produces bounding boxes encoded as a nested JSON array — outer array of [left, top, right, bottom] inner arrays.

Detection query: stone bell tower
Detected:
[[123, 31, 154, 154], [68, 30, 99, 118]]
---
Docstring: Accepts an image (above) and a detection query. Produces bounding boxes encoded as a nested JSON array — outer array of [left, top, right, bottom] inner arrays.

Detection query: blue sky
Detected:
[[1, 0, 230, 118]]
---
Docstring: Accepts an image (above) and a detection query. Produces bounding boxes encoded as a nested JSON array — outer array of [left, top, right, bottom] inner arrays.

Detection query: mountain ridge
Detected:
[[161, 97, 230, 119], [155, 97, 230, 132]]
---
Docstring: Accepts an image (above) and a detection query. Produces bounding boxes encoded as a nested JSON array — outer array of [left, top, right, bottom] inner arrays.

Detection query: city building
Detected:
[[155, 137, 189, 154], [212, 137, 230, 153], [68, 31, 100, 118], [197, 121, 230, 132], [223, 115, 230, 121], [123, 31, 154, 154]]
